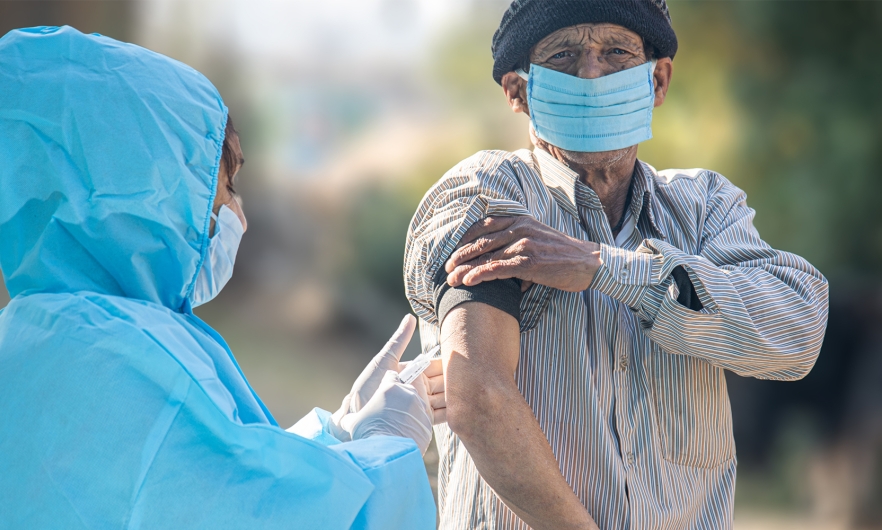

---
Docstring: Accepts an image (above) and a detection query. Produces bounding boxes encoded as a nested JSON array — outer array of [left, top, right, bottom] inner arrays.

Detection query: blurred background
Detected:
[[1, 1, 880, 528]]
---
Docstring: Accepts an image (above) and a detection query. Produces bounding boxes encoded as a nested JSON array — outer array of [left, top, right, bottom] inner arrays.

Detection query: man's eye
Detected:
[[610, 48, 627, 55], [550, 51, 573, 60]]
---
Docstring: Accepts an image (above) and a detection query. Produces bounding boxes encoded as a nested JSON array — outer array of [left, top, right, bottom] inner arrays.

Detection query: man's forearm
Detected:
[[443, 304, 598, 530], [590, 240, 828, 380], [454, 379, 596, 530]]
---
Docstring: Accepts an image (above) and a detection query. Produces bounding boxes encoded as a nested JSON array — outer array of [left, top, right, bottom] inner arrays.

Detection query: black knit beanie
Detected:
[[491, 0, 677, 85]]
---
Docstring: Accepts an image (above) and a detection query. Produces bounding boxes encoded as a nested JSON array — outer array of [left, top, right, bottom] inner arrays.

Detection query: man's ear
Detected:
[[501, 71, 529, 114], [652, 58, 673, 108]]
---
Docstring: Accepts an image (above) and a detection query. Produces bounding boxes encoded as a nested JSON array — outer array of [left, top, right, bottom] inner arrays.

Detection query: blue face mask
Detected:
[[189, 203, 244, 308], [518, 60, 657, 153]]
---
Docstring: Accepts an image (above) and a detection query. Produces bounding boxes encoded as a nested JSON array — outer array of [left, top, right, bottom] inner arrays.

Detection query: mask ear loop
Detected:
[[515, 67, 538, 145], [209, 211, 220, 238], [648, 59, 658, 92]]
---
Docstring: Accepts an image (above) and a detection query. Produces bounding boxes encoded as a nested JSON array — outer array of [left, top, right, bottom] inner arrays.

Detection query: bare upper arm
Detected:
[[440, 302, 520, 433]]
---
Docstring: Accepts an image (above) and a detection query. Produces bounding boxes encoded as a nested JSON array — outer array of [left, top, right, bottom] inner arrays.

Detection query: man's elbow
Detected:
[[445, 380, 507, 440], [739, 339, 823, 381], [774, 310, 827, 380], [768, 355, 818, 381]]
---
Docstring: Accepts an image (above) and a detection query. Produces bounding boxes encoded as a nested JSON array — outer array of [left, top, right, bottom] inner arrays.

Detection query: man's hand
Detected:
[[444, 216, 602, 292], [401, 357, 446, 424]]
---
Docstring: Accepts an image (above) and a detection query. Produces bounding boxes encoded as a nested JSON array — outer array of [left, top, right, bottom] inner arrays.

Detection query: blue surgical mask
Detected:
[[189, 203, 244, 308], [518, 60, 657, 153]]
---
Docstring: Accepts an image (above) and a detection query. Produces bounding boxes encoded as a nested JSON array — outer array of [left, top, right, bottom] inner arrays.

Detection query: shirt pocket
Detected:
[[648, 343, 736, 468]]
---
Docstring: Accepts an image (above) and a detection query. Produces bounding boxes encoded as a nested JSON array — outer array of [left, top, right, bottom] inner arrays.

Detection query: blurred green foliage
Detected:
[[659, 1, 882, 281]]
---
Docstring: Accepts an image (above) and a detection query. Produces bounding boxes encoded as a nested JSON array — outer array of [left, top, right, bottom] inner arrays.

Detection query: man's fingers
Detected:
[[423, 358, 443, 378], [427, 373, 445, 394], [447, 230, 517, 272], [462, 258, 525, 286], [379, 314, 417, 362], [429, 392, 446, 410], [448, 230, 537, 282], [458, 216, 519, 247], [432, 407, 447, 425], [446, 252, 496, 286]]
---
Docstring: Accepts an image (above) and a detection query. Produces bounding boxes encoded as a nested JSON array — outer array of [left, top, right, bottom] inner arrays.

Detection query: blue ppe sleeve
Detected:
[[291, 408, 438, 530], [288, 407, 344, 446]]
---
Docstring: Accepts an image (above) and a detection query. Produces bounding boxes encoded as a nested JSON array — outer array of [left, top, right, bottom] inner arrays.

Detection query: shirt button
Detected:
[[620, 268, 629, 278], [627, 452, 635, 465], [619, 356, 628, 371]]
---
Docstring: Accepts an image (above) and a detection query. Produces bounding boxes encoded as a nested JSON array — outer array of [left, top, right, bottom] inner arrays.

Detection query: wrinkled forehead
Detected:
[[531, 23, 644, 57]]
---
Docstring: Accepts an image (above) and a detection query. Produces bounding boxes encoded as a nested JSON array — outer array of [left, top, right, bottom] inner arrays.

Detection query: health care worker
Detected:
[[0, 26, 440, 529]]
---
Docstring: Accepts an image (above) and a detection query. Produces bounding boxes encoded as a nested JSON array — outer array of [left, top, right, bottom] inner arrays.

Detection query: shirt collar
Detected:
[[631, 161, 667, 240], [532, 147, 666, 239]]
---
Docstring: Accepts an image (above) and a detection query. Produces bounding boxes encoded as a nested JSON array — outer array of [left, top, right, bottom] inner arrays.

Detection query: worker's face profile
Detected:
[[213, 130, 247, 233]]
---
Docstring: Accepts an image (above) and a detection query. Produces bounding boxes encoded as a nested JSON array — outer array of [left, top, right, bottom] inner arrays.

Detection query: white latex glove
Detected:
[[331, 315, 416, 439], [334, 315, 416, 424], [340, 370, 433, 454]]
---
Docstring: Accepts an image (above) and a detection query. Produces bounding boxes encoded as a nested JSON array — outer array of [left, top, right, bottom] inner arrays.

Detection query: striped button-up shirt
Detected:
[[404, 148, 829, 530]]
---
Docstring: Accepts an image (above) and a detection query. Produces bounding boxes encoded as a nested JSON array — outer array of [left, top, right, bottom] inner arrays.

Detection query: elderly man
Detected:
[[404, 1, 829, 529]]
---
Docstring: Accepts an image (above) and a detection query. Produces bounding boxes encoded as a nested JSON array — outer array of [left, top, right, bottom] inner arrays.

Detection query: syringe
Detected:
[[399, 345, 441, 385]]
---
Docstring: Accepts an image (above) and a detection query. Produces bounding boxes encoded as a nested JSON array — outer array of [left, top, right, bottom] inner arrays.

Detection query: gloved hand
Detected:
[[339, 370, 433, 454], [337, 314, 416, 416], [330, 315, 435, 448]]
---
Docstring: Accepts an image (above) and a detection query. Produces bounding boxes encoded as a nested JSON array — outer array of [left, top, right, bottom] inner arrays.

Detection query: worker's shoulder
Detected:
[[3, 291, 170, 332], [9, 291, 201, 366], [0, 292, 195, 387]]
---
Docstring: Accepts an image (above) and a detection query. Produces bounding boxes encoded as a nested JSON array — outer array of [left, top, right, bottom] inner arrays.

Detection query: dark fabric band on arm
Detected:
[[672, 265, 703, 312], [432, 266, 523, 326]]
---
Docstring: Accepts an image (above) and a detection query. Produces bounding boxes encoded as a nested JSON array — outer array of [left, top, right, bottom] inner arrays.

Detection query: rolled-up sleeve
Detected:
[[404, 151, 534, 327], [590, 173, 829, 381]]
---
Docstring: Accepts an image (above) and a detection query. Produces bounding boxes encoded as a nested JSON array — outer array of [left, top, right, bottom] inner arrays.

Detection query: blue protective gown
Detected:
[[0, 26, 435, 529]]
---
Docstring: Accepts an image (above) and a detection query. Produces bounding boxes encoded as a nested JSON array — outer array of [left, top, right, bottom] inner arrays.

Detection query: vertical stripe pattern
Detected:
[[403, 148, 829, 530]]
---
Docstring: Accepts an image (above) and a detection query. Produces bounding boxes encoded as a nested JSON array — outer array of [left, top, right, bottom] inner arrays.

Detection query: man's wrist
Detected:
[[583, 241, 603, 288], [589, 243, 657, 308]]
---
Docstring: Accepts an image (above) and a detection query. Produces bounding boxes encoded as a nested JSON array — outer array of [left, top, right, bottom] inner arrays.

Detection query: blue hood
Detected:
[[0, 26, 226, 310]]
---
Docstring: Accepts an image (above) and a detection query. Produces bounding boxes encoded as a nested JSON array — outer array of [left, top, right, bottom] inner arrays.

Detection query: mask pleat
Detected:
[[526, 61, 656, 152]]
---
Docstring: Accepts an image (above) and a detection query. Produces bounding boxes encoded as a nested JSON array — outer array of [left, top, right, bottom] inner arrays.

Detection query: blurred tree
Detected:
[[726, 1, 882, 279], [660, 2, 882, 523]]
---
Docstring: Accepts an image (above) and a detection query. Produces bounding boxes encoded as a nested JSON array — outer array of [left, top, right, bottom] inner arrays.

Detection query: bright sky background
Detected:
[[135, 0, 506, 182], [138, 0, 476, 69]]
